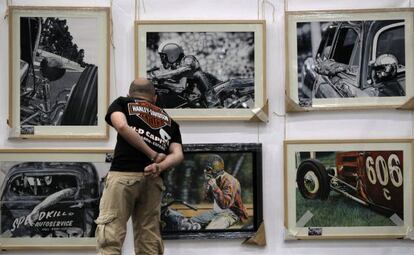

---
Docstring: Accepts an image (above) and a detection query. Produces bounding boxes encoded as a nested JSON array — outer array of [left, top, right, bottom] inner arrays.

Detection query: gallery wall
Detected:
[[1, 0, 413, 254]]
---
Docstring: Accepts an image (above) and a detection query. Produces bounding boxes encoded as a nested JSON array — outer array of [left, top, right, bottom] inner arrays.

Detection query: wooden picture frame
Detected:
[[284, 139, 414, 239], [9, 6, 110, 139], [285, 8, 414, 112], [135, 20, 267, 121]]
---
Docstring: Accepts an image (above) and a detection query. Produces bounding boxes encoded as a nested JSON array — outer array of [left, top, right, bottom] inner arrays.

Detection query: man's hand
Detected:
[[207, 178, 218, 190], [153, 153, 166, 163], [145, 143, 184, 178], [144, 163, 162, 177]]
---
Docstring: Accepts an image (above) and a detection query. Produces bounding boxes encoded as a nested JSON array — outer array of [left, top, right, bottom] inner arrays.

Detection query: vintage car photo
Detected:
[[298, 19, 405, 107], [0, 149, 110, 249], [284, 140, 413, 239], [9, 7, 109, 138], [296, 151, 403, 225], [0, 162, 102, 238], [286, 9, 414, 110]]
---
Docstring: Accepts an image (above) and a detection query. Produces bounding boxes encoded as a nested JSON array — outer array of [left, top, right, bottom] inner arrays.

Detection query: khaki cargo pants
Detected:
[[95, 171, 165, 255]]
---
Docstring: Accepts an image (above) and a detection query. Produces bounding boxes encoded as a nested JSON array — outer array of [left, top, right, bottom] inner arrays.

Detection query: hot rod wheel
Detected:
[[296, 159, 330, 200], [60, 65, 98, 125]]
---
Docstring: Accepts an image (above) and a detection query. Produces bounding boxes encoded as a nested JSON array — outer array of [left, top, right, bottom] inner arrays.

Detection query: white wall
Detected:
[[1, 0, 414, 254]]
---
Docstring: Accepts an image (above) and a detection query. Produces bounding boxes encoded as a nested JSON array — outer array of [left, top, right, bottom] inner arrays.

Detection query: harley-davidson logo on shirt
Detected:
[[128, 101, 171, 129]]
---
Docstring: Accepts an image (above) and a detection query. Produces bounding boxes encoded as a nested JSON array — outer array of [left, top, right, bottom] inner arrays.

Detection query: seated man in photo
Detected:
[[190, 154, 248, 229]]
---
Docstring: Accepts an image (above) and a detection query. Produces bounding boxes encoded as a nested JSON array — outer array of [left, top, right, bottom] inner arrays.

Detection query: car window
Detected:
[[376, 25, 405, 66], [332, 27, 360, 66], [6, 174, 78, 199], [317, 24, 336, 58]]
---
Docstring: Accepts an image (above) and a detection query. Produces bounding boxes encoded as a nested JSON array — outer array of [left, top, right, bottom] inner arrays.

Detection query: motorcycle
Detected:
[[148, 67, 255, 109]]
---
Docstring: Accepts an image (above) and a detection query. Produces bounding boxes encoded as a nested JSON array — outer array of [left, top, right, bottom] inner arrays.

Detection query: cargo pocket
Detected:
[[117, 176, 142, 186], [95, 212, 117, 248]]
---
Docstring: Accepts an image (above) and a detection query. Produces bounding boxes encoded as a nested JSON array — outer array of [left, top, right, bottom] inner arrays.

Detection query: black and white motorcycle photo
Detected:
[[145, 32, 256, 109]]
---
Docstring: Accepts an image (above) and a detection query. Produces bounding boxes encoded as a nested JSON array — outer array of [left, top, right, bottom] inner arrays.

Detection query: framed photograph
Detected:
[[285, 9, 414, 111], [135, 20, 267, 121], [0, 149, 111, 249], [162, 143, 263, 239], [284, 139, 414, 239], [0, 144, 262, 250], [9, 7, 110, 139]]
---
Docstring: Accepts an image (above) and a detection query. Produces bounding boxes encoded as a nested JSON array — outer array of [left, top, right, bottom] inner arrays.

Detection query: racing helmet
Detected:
[[204, 154, 225, 178], [157, 41, 184, 69]]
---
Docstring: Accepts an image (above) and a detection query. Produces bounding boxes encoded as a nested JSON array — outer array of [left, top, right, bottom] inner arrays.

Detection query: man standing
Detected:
[[191, 154, 249, 229], [95, 78, 184, 255]]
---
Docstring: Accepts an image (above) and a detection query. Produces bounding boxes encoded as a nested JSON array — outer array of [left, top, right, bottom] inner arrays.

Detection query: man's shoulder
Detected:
[[109, 96, 129, 107], [221, 172, 238, 183]]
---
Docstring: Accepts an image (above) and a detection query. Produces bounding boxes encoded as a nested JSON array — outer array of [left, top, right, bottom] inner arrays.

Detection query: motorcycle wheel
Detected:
[[60, 65, 98, 125]]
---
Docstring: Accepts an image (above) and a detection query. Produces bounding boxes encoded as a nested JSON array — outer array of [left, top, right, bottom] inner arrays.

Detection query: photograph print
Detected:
[[9, 7, 109, 138], [136, 21, 266, 120], [284, 140, 413, 239], [161, 143, 263, 239], [0, 149, 110, 249], [286, 9, 414, 109]]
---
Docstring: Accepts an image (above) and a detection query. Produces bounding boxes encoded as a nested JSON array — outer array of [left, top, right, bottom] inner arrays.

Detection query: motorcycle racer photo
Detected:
[[145, 31, 256, 109], [148, 41, 221, 108]]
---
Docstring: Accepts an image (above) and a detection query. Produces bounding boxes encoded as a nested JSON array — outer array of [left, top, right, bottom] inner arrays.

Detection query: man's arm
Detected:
[[27, 188, 76, 225], [149, 66, 192, 81], [110, 111, 164, 162], [144, 142, 184, 177]]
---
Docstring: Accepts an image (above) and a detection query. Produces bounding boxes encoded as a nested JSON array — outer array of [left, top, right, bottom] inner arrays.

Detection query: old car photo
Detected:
[[19, 16, 99, 128], [9, 7, 109, 138], [295, 150, 403, 227], [297, 19, 405, 107], [0, 161, 104, 238]]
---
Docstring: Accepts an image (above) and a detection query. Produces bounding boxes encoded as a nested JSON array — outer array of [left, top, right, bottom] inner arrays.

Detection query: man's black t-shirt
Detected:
[[105, 96, 182, 172]]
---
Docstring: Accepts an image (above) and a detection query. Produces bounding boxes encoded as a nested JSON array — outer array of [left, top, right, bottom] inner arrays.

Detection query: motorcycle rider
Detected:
[[148, 41, 221, 107], [190, 154, 249, 229]]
